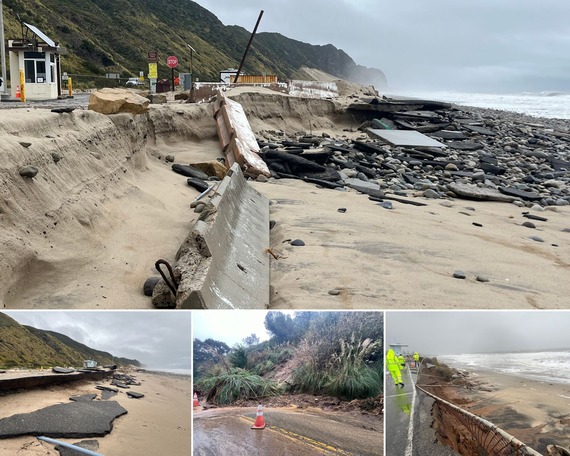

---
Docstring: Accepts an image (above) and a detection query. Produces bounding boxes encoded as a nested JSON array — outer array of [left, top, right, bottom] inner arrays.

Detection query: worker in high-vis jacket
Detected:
[[397, 354, 406, 369], [413, 352, 420, 362], [386, 349, 404, 388]]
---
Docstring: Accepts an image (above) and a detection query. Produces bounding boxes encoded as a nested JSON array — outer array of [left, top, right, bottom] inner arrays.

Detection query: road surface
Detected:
[[385, 363, 459, 456], [0, 93, 90, 110], [194, 406, 383, 455]]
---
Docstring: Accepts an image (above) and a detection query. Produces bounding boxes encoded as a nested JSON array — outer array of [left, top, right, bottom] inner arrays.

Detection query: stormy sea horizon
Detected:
[[389, 90, 570, 120], [439, 351, 570, 385], [144, 368, 192, 377]]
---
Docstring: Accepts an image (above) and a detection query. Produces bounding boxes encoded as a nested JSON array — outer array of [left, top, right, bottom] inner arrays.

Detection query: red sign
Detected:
[[166, 55, 178, 68]]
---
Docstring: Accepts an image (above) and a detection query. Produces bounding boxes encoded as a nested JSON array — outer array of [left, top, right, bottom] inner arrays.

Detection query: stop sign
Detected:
[[166, 55, 178, 68]]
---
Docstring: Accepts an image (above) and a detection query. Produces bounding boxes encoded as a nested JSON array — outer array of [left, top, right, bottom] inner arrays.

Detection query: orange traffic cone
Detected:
[[15, 85, 20, 99], [193, 392, 200, 407], [251, 404, 266, 429]]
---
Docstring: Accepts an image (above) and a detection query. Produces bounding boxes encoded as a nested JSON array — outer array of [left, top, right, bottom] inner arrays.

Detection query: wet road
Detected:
[[194, 406, 383, 455], [385, 363, 458, 456], [0, 93, 90, 110]]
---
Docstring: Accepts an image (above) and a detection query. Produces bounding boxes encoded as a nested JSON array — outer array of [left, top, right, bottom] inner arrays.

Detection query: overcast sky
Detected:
[[386, 311, 570, 355], [4, 311, 191, 371], [193, 310, 295, 346], [194, 0, 570, 93]]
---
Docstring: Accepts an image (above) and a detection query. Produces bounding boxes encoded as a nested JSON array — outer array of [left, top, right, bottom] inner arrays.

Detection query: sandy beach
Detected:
[[444, 368, 570, 452], [0, 371, 191, 455], [255, 178, 570, 309]]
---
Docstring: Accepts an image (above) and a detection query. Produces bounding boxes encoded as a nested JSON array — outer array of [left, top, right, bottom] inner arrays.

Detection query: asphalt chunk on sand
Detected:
[[0, 400, 127, 439]]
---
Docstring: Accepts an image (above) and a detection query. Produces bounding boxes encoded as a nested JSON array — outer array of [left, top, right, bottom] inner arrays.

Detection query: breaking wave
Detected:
[[391, 90, 570, 119], [440, 351, 570, 385]]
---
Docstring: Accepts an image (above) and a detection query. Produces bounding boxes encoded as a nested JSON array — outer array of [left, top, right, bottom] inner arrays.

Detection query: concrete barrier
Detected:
[[164, 163, 269, 309]]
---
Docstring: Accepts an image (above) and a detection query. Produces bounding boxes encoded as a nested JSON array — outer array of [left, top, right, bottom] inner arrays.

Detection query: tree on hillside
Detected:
[[264, 312, 314, 344], [292, 311, 314, 340], [242, 333, 260, 346], [264, 312, 296, 343], [193, 338, 231, 379], [228, 344, 248, 368]]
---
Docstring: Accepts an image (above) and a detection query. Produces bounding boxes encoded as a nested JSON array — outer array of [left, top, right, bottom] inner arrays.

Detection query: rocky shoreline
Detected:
[[254, 100, 570, 210]]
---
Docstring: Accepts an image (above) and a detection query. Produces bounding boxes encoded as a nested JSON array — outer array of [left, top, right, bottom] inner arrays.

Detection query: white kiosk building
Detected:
[[8, 22, 63, 100]]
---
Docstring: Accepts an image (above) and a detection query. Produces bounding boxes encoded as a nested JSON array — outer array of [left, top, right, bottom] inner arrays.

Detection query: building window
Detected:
[[24, 60, 36, 83], [36, 61, 46, 81], [24, 59, 48, 83]]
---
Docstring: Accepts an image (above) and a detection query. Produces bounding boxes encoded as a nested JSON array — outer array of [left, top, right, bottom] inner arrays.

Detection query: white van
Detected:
[[126, 77, 144, 87]]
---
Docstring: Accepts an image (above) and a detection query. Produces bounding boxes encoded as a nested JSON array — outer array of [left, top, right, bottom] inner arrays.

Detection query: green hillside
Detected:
[[0, 313, 140, 369], [1, 0, 386, 87]]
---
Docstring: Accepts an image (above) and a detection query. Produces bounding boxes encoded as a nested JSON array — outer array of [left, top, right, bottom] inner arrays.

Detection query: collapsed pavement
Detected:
[[254, 96, 570, 209], [0, 397, 127, 439]]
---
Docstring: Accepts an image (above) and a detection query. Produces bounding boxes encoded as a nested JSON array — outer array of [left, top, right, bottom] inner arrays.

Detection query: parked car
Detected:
[[125, 77, 144, 87]]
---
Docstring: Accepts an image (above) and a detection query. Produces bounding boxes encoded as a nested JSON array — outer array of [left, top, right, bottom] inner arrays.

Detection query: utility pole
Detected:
[[0, 0, 7, 96], [233, 10, 264, 84], [187, 43, 196, 76]]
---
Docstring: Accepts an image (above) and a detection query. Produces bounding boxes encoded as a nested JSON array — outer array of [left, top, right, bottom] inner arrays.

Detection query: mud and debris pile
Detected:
[[221, 393, 383, 416]]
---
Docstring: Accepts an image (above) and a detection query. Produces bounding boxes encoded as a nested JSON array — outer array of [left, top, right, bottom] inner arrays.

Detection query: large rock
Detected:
[[146, 93, 167, 104], [88, 88, 150, 115], [19, 166, 39, 178], [191, 161, 228, 179]]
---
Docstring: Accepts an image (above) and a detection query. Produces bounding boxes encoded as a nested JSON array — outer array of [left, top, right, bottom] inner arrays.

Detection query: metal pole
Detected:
[[233, 10, 264, 84], [56, 53, 62, 99], [0, 0, 7, 95], [37, 437, 104, 456], [187, 43, 196, 78]]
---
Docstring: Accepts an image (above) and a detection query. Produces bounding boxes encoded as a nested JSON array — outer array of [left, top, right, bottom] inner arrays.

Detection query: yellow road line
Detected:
[[238, 415, 354, 455]]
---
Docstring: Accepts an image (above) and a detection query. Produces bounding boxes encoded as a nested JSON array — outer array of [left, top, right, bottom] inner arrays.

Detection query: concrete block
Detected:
[[177, 164, 270, 309]]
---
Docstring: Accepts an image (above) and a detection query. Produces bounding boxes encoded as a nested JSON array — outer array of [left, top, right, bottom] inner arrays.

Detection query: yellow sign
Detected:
[[148, 63, 158, 79]]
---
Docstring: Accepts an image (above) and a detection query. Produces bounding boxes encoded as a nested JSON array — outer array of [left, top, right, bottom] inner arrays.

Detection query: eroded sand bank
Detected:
[[460, 369, 570, 452], [0, 104, 220, 308]]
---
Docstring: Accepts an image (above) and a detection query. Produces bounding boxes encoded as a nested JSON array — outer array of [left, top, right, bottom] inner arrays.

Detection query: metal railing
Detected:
[[416, 382, 542, 456]]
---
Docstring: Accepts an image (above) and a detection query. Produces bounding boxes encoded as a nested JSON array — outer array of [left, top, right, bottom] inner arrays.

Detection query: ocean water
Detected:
[[146, 368, 192, 376], [440, 351, 570, 385], [389, 90, 570, 120]]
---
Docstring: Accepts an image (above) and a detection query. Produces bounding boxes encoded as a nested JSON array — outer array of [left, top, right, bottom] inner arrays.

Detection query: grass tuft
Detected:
[[196, 368, 281, 405]]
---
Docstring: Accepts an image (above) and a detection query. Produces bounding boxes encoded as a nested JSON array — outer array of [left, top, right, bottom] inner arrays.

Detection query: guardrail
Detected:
[[416, 384, 542, 456]]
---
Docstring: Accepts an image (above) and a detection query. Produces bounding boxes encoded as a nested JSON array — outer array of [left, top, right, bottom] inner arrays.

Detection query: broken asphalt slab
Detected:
[[0, 400, 127, 439], [126, 391, 144, 399]]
